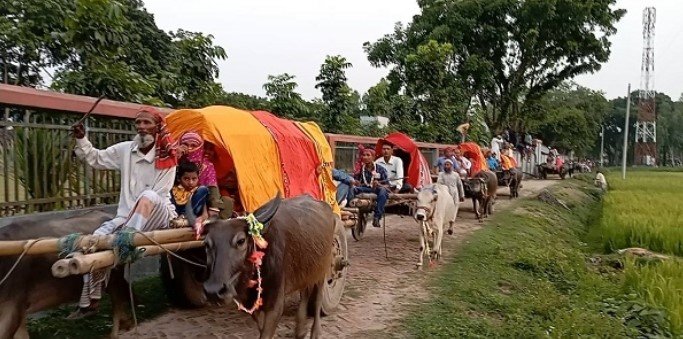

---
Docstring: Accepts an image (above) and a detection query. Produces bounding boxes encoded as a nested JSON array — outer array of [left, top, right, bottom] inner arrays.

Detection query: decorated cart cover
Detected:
[[165, 106, 339, 214], [458, 142, 489, 176], [375, 132, 432, 189]]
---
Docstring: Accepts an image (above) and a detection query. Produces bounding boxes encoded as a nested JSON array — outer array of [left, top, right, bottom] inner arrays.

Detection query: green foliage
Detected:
[[13, 126, 73, 210], [403, 181, 663, 337], [263, 73, 311, 120], [623, 258, 682, 335], [3, 0, 227, 107], [315, 55, 358, 134], [527, 82, 610, 156], [365, 0, 625, 133], [593, 171, 683, 256]]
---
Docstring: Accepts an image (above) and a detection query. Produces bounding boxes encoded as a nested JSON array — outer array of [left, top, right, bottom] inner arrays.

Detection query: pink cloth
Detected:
[[555, 157, 564, 168], [186, 148, 218, 187]]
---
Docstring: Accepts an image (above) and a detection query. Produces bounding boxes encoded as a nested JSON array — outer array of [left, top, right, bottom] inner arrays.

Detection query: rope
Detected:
[[132, 230, 206, 268], [113, 228, 144, 265], [0, 238, 48, 287], [57, 233, 82, 258]]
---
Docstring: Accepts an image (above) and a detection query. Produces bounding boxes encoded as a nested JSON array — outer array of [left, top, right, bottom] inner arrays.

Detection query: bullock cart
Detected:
[[0, 106, 349, 321], [345, 132, 431, 241]]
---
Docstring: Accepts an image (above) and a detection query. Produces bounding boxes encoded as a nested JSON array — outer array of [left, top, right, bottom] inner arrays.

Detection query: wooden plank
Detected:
[[0, 228, 199, 257]]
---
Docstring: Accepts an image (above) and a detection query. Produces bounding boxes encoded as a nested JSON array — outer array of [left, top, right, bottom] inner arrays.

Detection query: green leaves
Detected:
[[365, 0, 625, 133], [315, 55, 358, 134]]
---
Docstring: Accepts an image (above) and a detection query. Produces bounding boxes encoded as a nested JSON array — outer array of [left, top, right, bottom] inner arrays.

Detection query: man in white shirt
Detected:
[[68, 108, 178, 319], [374, 143, 406, 193], [454, 147, 472, 178]]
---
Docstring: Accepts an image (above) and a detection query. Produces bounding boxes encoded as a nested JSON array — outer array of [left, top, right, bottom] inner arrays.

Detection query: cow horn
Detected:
[[253, 191, 282, 228]]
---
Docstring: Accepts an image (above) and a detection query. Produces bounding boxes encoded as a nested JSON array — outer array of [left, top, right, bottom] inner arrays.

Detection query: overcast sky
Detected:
[[143, 0, 683, 101]]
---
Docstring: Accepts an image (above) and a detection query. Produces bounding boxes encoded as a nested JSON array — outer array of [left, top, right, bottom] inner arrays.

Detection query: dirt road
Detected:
[[122, 179, 556, 338]]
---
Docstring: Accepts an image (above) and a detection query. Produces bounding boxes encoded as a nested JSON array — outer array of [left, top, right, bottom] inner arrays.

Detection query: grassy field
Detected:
[[404, 177, 677, 338], [594, 170, 683, 334]]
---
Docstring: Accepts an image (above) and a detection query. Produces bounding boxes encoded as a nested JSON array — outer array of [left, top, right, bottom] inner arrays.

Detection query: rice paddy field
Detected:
[[596, 170, 683, 335]]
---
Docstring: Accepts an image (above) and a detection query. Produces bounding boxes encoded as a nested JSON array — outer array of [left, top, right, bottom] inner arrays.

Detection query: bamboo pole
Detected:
[[51, 240, 205, 278], [0, 228, 198, 257]]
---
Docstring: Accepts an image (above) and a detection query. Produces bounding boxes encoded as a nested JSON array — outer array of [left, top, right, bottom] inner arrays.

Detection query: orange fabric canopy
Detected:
[[166, 106, 285, 212]]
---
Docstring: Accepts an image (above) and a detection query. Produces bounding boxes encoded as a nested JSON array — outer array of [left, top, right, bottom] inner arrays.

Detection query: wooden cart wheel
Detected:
[[319, 219, 349, 316], [351, 212, 368, 241]]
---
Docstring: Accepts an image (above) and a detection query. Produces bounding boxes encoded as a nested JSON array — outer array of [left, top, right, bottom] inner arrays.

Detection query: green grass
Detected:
[[623, 258, 683, 334], [588, 170, 683, 335], [28, 276, 169, 339], [403, 179, 674, 338], [594, 171, 683, 256]]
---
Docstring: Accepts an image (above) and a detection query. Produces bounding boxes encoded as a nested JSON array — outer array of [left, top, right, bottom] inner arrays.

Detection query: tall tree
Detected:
[[315, 55, 356, 133], [0, 0, 72, 86], [528, 83, 609, 157], [362, 78, 392, 118], [364, 0, 625, 133], [263, 73, 310, 120]]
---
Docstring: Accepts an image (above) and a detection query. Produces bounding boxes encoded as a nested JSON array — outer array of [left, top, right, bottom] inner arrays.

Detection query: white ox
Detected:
[[413, 184, 457, 268]]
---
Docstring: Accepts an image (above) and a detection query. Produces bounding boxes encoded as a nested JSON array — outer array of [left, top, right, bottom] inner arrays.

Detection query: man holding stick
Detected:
[[68, 107, 177, 319], [353, 149, 389, 228]]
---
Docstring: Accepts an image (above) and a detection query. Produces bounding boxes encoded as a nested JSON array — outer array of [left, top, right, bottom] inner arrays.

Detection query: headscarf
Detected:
[[180, 131, 203, 150], [179, 131, 217, 186], [137, 107, 177, 170], [443, 159, 454, 173]]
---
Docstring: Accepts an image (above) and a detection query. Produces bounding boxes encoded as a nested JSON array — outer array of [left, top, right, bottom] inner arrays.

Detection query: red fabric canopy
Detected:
[[458, 142, 489, 176], [375, 132, 432, 189], [252, 111, 322, 199]]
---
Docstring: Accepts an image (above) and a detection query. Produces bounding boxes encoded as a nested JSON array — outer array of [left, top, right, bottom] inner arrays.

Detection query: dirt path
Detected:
[[122, 179, 557, 338]]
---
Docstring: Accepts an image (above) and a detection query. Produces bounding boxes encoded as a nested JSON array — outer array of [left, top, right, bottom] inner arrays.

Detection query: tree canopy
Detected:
[[364, 0, 625, 134]]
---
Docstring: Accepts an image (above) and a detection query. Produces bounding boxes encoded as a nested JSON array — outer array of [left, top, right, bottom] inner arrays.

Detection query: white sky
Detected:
[[143, 0, 683, 101]]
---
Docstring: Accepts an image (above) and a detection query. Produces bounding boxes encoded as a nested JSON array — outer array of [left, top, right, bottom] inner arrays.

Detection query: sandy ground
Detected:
[[122, 179, 557, 339]]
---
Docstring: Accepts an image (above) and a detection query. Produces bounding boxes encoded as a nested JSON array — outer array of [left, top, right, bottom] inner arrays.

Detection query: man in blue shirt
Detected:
[[353, 149, 389, 228], [434, 147, 460, 173]]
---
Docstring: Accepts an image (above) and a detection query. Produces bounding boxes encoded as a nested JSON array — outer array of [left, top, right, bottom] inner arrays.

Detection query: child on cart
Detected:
[[170, 160, 209, 234]]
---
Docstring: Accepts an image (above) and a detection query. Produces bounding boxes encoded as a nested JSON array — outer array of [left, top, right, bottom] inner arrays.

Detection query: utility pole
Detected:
[[600, 125, 605, 167], [622, 84, 631, 180]]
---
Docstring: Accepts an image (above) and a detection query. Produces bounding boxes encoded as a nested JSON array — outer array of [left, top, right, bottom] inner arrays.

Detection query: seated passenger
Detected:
[[353, 149, 389, 228], [454, 147, 472, 178], [375, 143, 412, 193], [170, 161, 209, 232], [486, 151, 500, 171], [332, 168, 355, 207], [177, 132, 221, 217]]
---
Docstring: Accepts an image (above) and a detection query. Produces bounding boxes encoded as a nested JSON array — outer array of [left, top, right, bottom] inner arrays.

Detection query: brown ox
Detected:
[[0, 210, 134, 339], [468, 170, 498, 220], [199, 194, 335, 339]]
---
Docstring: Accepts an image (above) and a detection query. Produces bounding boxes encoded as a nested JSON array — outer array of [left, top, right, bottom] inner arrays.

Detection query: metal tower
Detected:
[[635, 7, 657, 166]]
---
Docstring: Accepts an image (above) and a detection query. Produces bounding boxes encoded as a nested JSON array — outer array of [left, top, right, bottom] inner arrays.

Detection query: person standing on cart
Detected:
[[68, 108, 178, 319], [353, 149, 389, 228]]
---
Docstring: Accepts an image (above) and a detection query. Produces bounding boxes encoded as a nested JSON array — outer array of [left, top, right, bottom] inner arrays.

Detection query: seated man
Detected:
[[69, 108, 177, 319], [454, 147, 472, 178], [486, 151, 500, 171], [375, 143, 412, 193], [217, 170, 241, 218], [353, 149, 389, 228], [434, 147, 460, 173]]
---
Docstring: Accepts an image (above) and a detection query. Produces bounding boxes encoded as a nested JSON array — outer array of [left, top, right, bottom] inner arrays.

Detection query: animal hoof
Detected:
[[447, 229, 453, 235]]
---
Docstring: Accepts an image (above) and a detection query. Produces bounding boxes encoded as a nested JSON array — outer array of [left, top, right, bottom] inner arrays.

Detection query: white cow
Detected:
[[413, 184, 457, 268]]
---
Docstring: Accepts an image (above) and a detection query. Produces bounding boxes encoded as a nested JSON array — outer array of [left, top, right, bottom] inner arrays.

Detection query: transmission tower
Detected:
[[634, 7, 657, 166]]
